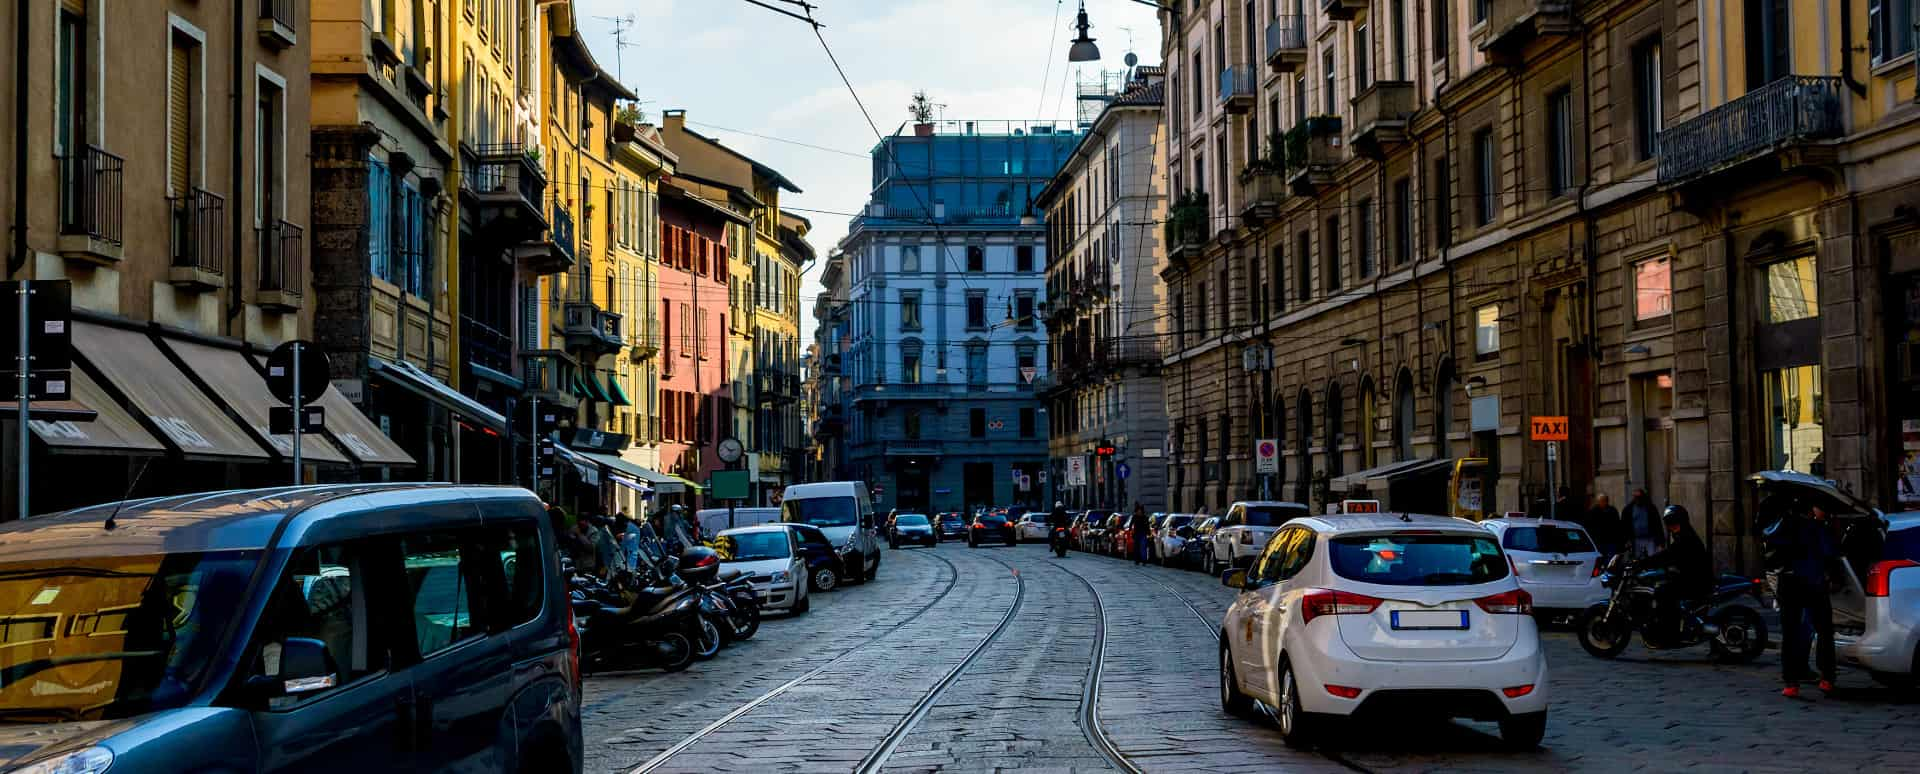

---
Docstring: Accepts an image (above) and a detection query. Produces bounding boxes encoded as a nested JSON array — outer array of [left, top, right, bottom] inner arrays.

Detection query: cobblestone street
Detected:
[[583, 544, 1920, 773]]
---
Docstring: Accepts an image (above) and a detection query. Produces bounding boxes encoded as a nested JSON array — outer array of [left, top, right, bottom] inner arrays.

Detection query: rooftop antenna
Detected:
[[596, 14, 637, 82]]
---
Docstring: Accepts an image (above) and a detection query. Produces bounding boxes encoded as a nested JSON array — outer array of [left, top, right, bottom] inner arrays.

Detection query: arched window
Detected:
[[1394, 368, 1416, 461], [1325, 381, 1345, 477], [1434, 359, 1457, 456]]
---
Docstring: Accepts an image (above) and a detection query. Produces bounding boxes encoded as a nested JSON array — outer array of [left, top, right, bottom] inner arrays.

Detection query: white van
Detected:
[[780, 482, 881, 584], [697, 507, 782, 536]]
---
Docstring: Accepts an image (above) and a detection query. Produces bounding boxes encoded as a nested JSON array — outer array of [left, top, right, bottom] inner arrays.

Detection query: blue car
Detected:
[[0, 484, 581, 773]]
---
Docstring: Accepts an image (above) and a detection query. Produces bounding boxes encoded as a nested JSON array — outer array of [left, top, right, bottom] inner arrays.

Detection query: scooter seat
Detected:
[[717, 568, 746, 583]]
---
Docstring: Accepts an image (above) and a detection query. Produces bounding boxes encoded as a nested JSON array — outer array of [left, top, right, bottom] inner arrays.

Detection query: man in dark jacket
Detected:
[[1048, 502, 1072, 554], [1766, 504, 1840, 697], [1584, 494, 1623, 558], [1638, 505, 1711, 635], [1128, 504, 1154, 566]]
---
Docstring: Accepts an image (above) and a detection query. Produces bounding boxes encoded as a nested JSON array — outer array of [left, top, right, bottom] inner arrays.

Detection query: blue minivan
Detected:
[[0, 484, 581, 773]]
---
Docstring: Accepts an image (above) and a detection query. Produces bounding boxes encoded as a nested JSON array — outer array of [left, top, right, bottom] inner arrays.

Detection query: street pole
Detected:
[[1547, 441, 1559, 521], [290, 340, 303, 485], [528, 396, 539, 492], [16, 280, 28, 520]]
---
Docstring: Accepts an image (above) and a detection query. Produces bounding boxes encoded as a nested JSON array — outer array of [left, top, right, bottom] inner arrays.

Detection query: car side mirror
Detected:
[[1222, 568, 1248, 589], [250, 637, 338, 700]]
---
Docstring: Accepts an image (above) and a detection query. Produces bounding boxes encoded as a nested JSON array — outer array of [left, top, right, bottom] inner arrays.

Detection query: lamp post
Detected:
[[1067, 0, 1172, 63]]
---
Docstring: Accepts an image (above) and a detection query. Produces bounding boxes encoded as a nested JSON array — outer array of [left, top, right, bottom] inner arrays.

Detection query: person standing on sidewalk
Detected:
[[1129, 503, 1153, 566], [1585, 494, 1623, 559], [1766, 502, 1841, 697], [1625, 488, 1662, 557]]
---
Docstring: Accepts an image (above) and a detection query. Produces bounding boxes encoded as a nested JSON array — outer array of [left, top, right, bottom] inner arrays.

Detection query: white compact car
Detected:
[[1836, 511, 1920, 686], [1015, 512, 1052, 542], [716, 524, 810, 614], [1153, 513, 1201, 564], [1206, 501, 1311, 576], [1218, 514, 1549, 749], [1479, 517, 1608, 617]]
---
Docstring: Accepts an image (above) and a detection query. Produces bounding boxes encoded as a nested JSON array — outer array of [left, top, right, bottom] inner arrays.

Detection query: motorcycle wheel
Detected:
[[656, 632, 695, 673], [1577, 604, 1632, 659], [692, 616, 723, 660], [1707, 606, 1767, 664], [729, 600, 762, 641]]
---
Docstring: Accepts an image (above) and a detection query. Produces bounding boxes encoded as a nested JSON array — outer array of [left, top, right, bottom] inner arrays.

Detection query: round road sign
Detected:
[[265, 340, 331, 405]]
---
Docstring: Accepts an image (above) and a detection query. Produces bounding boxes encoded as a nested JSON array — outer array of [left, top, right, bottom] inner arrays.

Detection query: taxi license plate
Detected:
[[1390, 610, 1469, 630]]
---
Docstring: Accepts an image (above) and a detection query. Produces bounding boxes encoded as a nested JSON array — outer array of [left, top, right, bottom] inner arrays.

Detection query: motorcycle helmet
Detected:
[[1661, 504, 1690, 527]]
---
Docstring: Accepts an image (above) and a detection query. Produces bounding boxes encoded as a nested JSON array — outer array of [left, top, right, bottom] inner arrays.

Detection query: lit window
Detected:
[[1633, 257, 1672, 323], [1474, 304, 1500, 357]]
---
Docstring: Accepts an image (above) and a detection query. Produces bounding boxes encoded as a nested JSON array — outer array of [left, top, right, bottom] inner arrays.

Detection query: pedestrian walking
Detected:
[[1625, 488, 1662, 557], [1585, 494, 1623, 558], [1129, 503, 1153, 566], [1765, 502, 1841, 698]]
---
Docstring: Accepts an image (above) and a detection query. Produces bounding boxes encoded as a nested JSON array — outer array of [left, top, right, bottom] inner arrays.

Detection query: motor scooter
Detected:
[[568, 558, 703, 673]]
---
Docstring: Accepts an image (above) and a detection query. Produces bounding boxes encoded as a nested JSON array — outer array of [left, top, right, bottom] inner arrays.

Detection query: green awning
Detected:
[[581, 370, 611, 402], [605, 374, 632, 406], [568, 371, 591, 399]]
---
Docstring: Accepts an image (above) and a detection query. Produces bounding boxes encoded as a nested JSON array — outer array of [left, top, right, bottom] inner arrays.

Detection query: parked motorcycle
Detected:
[[678, 546, 762, 648], [567, 559, 702, 674], [1577, 554, 1769, 663]]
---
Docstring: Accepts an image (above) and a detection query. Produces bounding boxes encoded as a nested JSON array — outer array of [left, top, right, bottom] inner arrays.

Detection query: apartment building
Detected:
[[1038, 67, 1173, 512], [1157, 0, 1920, 569], [760, 211, 815, 494]]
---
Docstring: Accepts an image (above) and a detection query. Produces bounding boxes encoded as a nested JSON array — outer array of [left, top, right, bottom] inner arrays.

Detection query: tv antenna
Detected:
[[597, 14, 637, 81]]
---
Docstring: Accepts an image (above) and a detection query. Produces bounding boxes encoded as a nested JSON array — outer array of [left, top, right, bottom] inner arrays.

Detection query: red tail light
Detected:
[[1475, 588, 1533, 615], [1324, 684, 1362, 699], [1301, 589, 1383, 624], [566, 607, 582, 688], [1592, 561, 1604, 578], [1866, 559, 1919, 597], [1502, 684, 1535, 698]]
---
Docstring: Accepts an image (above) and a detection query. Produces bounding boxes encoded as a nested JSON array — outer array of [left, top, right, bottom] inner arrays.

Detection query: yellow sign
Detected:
[[1530, 416, 1570, 441]]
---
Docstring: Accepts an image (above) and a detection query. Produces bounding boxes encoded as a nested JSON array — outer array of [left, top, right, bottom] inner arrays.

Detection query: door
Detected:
[[399, 526, 515, 772], [251, 540, 418, 772], [1234, 530, 1291, 700]]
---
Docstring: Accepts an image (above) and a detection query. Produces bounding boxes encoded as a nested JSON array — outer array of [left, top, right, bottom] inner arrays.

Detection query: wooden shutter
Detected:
[[168, 39, 192, 195]]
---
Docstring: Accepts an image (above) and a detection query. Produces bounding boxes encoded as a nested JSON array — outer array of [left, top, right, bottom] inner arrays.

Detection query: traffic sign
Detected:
[[266, 340, 331, 405], [1529, 416, 1569, 442], [1020, 366, 1037, 383], [1255, 438, 1279, 474], [1065, 456, 1087, 486], [0, 279, 72, 373], [1116, 462, 1131, 480], [269, 405, 326, 434]]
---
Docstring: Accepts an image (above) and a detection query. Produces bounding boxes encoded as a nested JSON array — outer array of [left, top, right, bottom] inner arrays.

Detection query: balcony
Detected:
[[1472, 0, 1577, 61], [562, 301, 624, 355], [851, 382, 954, 405], [1101, 338, 1164, 369], [460, 143, 547, 241], [1164, 193, 1210, 268], [1350, 81, 1417, 159], [521, 351, 581, 408], [1218, 65, 1257, 114], [1285, 119, 1343, 194], [167, 188, 225, 290], [462, 315, 515, 378], [1657, 76, 1845, 190], [257, 0, 297, 49], [1266, 15, 1308, 72], [57, 145, 124, 265], [1321, 0, 1367, 20], [257, 220, 303, 311], [628, 328, 660, 362], [514, 203, 576, 275], [1237, 168, 1285, 222]]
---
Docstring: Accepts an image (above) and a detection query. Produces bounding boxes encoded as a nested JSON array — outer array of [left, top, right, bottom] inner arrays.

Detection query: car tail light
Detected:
[[1301, 589, 1383, 624], [1866, 559, 1920, 597], [1502, 684, 1535, 698], [1592, 561, 1604, 578], [566, 607, 582, 689], [1324, 684, 1362, 699], [1475, 588, 1533, 615]]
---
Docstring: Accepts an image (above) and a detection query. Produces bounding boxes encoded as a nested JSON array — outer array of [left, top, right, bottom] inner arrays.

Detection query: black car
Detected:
[[934, 512, 969, 541], [889, 513, 938, 548], [780, 523, 849, 592], [968, 513, 1018, 547]]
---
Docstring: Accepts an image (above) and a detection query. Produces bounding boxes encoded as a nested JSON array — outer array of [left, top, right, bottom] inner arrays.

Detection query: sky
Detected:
[[570, 0, 1168, 345]]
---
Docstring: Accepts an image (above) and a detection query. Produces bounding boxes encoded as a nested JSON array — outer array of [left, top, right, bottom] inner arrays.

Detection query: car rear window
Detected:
[[978, 514, 1008, 524], [1501, 526, 1594, 554], [1244, 506, 1308, 527], [897, 514, 930, 526], [1887, 526, 1920, 562], [1329, 533, 1509, 586], [783, 497, 858, 527]]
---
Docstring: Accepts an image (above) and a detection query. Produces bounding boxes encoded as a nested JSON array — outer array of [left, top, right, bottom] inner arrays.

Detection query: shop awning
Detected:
[[27, 367, 166, 455], [71, 322, 269, 461], [370, 357, 507, 433], [574, 450, 692, 494], [248, 354, 415, 467], [610, 475, 652, 494], [164, 338, 349, 465], [605, 374, 631, 406], [553, 443, 600, 484], [580, 371, 610, 402]]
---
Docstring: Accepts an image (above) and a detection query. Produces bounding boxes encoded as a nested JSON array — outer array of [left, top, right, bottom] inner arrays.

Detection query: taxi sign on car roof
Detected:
[[1340, 499, 1382, 514]]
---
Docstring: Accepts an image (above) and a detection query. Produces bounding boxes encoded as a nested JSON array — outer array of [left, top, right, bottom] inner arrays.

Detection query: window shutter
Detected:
[[522, 285, 539, 349], [168, 40, 192, 195]]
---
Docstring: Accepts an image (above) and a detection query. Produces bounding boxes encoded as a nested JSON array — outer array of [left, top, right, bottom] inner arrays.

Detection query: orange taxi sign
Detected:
[[1530, 416, 1569, 441], [1341, 499, 1382, 514]]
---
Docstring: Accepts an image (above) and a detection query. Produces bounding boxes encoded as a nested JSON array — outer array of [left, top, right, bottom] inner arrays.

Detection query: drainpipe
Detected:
[[1578, 31, 1599, 507], [1838, 0, 1867, 97], [11, 0, 29, 277], [228, 0, 246, 337]]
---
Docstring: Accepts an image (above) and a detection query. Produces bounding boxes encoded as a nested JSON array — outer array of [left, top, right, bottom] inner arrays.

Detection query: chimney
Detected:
[[662, 109, 688, 133]]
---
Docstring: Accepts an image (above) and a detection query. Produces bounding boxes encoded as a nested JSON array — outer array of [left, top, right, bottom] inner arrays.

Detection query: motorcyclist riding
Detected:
[[1047, 501, 1072, 554], [1635, 505, 1713, 634]]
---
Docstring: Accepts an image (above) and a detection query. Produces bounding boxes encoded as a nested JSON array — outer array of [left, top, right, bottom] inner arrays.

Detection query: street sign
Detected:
[[1065, 456, 1087, 486], [1255, 438, 1279, 474], [0, 371, 70, 402], [0, 280, 72, 373], [266, 340, 331, 405], [709, 469, 751, 500], [1529, 416, 1569, 442], [269, 405, 326, 434], [1020, 366, 1037, 383], [1116, 462, 1131, 480], [1341, 499, 1382, 514]]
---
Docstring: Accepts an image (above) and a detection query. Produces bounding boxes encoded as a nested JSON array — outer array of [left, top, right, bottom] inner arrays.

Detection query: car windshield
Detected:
[[1243, 506, 1308, 527], [897, 515, 930, 526], [0, 550, 260, 722], [1501, 526, 1595, 554], [1328, 534, 1509, 586], [783, 497, 859, 528], [718, 532, 792, 562]]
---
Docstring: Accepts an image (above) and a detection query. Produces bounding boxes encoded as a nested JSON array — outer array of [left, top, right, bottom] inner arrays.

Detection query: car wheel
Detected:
[[1219, 642, 1253, 717], [1275, 659, 1319, 749], [811, 566, 841, 592], [1498, 711, 1548, 750]]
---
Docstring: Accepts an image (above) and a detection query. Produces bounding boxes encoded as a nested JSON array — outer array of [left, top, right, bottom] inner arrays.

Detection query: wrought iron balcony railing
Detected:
[[1218, 65, 1257, 113], [257, 220, 303, 308], [59, 145, 124, 248], [1657, 76, 1844, 187], [1266, 15, 1307, 71], [169, 188, 225, 282], [257, 0, 297, 48], [462, 315, 515, 376]]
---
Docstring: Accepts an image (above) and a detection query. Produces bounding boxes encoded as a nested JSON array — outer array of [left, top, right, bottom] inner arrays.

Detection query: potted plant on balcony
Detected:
[[613, 105, 643, 143], [1163, 190, 1210, 250], [909, 90, 936, 136]]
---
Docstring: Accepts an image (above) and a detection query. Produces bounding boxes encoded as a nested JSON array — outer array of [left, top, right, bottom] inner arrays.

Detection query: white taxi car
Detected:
[[1218, 513, 1548, 749], [1205, 501, 1311, 576], [1479, 517, 1608, 618]]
